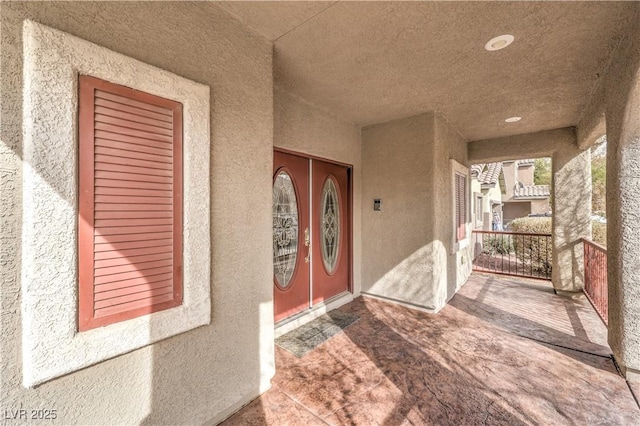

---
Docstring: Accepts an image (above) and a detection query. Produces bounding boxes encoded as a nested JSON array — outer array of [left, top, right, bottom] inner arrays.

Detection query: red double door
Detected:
[[273, 151, 350, 322]]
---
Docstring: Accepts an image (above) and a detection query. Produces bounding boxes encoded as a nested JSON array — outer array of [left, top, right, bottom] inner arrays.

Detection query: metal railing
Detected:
[[472, 230, 552, 280], [582, 238, 608, 325]]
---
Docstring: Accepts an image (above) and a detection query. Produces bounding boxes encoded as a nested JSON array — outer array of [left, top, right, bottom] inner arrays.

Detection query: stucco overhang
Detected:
[[216, 1, 638, 141]]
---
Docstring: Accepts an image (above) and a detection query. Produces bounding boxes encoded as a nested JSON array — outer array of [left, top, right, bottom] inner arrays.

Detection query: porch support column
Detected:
[[604, 11, 640, 382], [551, 147, 592, 293]]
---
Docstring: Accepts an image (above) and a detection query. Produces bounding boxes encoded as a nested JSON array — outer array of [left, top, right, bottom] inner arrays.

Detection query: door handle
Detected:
[[304, 227, 310, 262]]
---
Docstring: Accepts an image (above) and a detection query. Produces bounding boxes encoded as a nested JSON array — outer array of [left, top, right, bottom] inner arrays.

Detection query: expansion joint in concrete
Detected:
[[517, 334, 612, 360]]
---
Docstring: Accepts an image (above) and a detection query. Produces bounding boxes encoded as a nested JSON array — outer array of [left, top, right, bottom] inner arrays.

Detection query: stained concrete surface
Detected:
[[276, 311, 359, 358], [223, 273, 639, 425]]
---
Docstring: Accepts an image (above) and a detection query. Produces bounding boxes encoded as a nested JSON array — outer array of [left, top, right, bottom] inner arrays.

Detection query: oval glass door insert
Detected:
[[273, 171, 299, 288], [321, 176, 340, 274]]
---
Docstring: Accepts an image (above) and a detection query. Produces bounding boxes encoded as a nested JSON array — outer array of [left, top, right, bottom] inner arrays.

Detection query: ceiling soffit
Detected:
[[219, 1, 637, 141]]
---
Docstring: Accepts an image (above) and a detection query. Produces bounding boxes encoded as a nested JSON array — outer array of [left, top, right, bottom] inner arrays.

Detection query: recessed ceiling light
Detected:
[[505, 116, 522, 123], [485, 34, 515, 51]]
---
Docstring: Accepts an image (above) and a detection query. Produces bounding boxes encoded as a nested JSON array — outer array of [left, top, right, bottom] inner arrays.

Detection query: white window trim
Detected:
[[21, 21, 211, 387], [474, 193, 484, 228], [451, 159, 470, 253]]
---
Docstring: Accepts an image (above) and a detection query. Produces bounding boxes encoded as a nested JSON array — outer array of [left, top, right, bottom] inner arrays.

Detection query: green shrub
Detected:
[[482, 235, 513, 255], [509, 217, 552, 234], [509, 217, 552, 275], [592, 221, 606, 247]]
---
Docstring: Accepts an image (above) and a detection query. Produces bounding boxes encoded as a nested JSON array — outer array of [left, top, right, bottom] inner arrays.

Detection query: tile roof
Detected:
[[478, 162, 502, 186], [514, 184, 550, 198], [470, 164, 484, 178], [517, 159, 535, 166]]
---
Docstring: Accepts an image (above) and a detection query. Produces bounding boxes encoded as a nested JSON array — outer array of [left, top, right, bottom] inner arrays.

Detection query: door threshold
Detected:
[[274, 292, 353, 338]]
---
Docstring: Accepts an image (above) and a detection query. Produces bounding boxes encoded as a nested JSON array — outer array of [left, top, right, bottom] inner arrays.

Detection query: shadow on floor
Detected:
[[223, 274, 639, 425], [448, 275, 612, 360]]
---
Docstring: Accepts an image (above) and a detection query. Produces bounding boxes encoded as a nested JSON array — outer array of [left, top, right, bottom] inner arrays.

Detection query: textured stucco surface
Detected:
[[501, 161, 518, 199], [468, 128, 575, 164], [503, 202, 532, 224], [577, 76, 607, 150], [361, 114, 437, 308], [273, 87, 362, 297], [435, 116, 472, 300], [268, 1, 635, 140], [218, 1, 334, 42], [1, 3, 274, 424], [530, 199, 549, 215], [21, 20, 212, 387], [602, 6, 640, 381], [361, 113, 470, 311], [551, 147, 591, 292]]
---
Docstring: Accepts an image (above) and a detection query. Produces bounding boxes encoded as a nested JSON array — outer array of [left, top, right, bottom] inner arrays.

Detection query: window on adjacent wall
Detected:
[[475, 194, 483, 227], [455, 172, 468, 242], [78, 75, 183, 331]]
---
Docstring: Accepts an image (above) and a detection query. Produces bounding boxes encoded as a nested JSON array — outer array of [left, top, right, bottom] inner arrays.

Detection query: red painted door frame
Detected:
[[273, 148, 352, 322]]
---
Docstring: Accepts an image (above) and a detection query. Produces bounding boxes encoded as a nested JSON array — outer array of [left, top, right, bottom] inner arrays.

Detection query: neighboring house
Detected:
[[471, 159, 550, 229], [501, 159, 550, 225], [470, 163, 504, 230]]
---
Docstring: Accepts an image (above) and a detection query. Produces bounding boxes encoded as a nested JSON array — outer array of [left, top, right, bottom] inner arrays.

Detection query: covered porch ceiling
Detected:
[[218, 1, 635, 141]]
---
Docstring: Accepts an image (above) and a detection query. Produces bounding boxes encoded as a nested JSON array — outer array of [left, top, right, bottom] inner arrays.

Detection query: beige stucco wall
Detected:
[[485, 187, 501, 210], [468, 128, 578, 164], [360, 112, 470, 311], [551, 146, 591, 293], [519, 164, 534, 185], [273, 87, 362, 296], [503, 202, 531, 223], [602, 4, 640, 381], [1, 3, 274, 424], [502, 161, 517, 199], [434, 114, 473, 298], [361, 113, 437, 308], [531, 198, 550, 215]]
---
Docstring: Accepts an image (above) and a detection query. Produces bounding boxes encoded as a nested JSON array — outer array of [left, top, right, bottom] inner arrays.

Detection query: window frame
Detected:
[[451, 160, 470, 253], [21, 21, 211, 387], [474, 193, 484, 228]]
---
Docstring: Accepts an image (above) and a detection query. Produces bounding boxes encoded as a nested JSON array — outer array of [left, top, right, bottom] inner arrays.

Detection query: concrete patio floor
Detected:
[[223, 274, 640, 425]]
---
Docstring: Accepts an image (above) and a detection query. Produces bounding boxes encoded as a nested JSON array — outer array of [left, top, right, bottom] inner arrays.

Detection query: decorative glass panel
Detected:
[[273, 171, 299, 288], [321, 177, 340, 273]]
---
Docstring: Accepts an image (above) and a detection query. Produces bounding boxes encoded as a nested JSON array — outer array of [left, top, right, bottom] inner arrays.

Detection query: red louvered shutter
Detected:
[[78, 75, 183, 331], [455, 172, 467, 242]]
